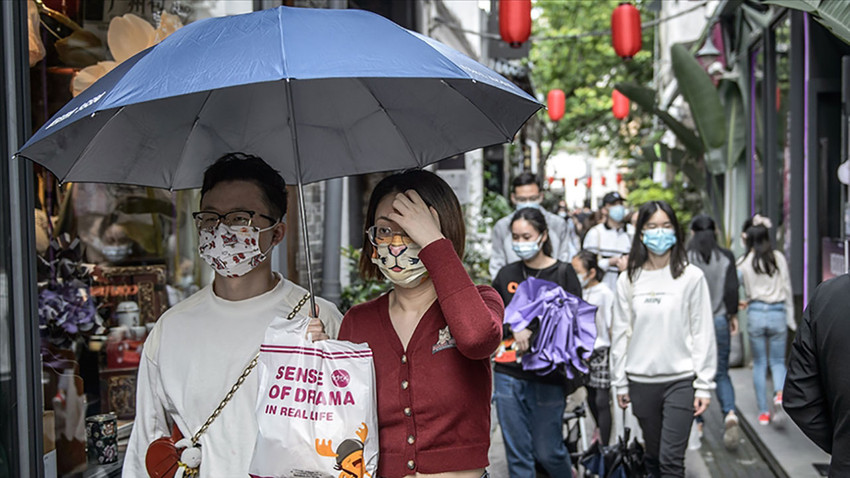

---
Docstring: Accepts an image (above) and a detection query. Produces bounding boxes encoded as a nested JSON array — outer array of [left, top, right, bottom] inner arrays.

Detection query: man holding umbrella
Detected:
[[123, 153, 342, 477]]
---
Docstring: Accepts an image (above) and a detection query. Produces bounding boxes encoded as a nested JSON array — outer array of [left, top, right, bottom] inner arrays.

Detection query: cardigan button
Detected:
[[401, 354, 407, 364], [407, 460, 415, 470], [403, 407, 412, 416], [401, 380, 409, 390], [407, 435, 415, 445]]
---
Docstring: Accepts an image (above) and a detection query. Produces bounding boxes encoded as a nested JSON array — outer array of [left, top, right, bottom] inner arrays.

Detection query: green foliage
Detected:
[[338, 245, 386, 314], [627, 176, 700, 229], [479, 191, 512, 233], [529, 0, 656, 161]]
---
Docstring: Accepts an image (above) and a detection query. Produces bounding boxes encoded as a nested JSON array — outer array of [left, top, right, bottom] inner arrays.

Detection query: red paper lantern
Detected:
[[587, 177, 593, 188], [547, 177, 555, 185], [499, 0, 532, 48], [612, 89, 629, 119], [601, 176, 607, 186], [547, 89, 566, 122], [616, 173, 623, 184], [574, 178, 580, 187], [611, 3, 642, 60]]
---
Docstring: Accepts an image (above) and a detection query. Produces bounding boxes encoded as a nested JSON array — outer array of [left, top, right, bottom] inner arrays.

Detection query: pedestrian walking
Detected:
[[737, 214, 796, 426], [784, 274, 850, 476], [612, 200, 716, 478], [490, 172, 578, 278], [123, 153, 341, 477], [491, 207, 583, 477], [571, 250, 615, 446], [686, 214, 741, 450], [338, 170, 503, 478], [582, 192, 631, 293]]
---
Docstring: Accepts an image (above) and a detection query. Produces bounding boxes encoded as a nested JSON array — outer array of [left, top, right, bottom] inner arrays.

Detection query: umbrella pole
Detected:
[[285, 78, 318, 318]]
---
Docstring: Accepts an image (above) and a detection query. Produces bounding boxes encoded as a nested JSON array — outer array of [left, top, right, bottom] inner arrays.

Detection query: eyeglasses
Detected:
[[366, 225, 413, 246], [192, 210, 277, 230]]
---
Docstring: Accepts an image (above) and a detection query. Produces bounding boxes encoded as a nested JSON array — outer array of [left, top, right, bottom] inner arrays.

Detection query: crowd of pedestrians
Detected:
[[126, 155, 843, 478], [485, 174, 823, 478]]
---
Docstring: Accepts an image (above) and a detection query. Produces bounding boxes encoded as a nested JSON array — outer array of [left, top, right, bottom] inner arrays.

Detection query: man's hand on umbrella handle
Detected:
[[306, 317, 328, 342], [387, 190, 444, 248], [694, 396, 710, 416], [617, 394, 630, 410], [512, 328, 532, 354]]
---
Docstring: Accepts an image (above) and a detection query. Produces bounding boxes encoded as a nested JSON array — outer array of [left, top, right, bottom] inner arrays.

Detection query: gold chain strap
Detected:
[[190, 292, 311, 445]]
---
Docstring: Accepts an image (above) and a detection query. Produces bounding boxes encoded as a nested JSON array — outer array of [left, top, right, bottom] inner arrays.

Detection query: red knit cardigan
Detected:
[[339, 239, 504, 478]]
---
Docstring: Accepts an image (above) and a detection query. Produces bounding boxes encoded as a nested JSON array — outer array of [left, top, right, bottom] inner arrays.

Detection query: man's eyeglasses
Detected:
[[192, 210, 277, 230], [366, 225, 413, 246]]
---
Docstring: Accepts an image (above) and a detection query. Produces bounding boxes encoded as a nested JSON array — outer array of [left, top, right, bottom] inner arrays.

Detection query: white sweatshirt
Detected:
[[737, 251, 796, 330], [123, 274, 342, 477], [582, 223, 632, 293], [611, 264, 717, 399], [583, 282, 615, 350]]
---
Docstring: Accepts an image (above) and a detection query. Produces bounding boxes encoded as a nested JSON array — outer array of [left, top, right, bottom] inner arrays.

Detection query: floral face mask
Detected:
[[198, 222, 276, 278]]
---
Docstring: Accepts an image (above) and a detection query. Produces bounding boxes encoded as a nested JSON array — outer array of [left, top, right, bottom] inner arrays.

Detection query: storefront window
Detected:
[[27, 1, 251, 474], [775, 15, 792, 255]]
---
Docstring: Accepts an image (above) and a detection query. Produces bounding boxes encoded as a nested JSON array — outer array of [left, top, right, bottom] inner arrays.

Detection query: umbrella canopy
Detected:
[[18, 5, 541, 189]]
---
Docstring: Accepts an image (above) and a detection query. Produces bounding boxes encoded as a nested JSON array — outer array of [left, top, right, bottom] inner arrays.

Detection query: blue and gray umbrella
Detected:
[[17, 5, 541, 305]]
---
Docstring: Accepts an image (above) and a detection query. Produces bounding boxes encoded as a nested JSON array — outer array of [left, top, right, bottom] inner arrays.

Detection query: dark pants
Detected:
[[630, 379, 695, 478]]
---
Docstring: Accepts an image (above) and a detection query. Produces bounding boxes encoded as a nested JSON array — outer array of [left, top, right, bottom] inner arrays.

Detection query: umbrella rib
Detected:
[[439, 79, 513, 142], [65, 106, 127, 182], [357, 79, 421, 167], [170, 89, 215, 189]]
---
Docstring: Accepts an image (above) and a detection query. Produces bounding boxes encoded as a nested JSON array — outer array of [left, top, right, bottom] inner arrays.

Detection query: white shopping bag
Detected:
[[249, 311, 378, 478]]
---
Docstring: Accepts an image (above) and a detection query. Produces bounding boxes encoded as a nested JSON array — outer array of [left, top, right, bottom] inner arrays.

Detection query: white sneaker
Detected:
[[773, 393, 785, 428], [723, 413, 740, 450]]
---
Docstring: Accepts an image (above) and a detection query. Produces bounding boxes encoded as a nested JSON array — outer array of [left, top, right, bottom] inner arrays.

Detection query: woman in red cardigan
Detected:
[[338, 170, 504, 478]]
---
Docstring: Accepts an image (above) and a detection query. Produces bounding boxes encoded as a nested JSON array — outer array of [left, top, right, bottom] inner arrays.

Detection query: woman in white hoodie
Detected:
[[611, 201, 716, 478]]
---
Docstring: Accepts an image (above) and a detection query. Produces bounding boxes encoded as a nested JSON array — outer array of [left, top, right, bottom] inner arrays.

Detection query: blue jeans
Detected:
[[714, 314, 735, 415], [493, 372, 572, 477], [747, 301, 787, 413]]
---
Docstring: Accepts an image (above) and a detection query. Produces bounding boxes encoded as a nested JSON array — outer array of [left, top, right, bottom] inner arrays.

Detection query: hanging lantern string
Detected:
[[430, 1, 708, 43]]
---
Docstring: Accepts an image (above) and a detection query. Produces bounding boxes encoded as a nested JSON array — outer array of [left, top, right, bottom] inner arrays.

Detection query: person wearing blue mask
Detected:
[[490, 172, 579, 279], [611, 200, 716, 478], [583, 191, 632, 294], [491, 207, 582, 478]]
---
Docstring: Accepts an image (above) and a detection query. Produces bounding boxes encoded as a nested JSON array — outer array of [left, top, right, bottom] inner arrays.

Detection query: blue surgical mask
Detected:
[[608, 205, 626, 223], [516, 201, 542, 211], [642, 228, 677, 255], [512, 240, 540, 260]]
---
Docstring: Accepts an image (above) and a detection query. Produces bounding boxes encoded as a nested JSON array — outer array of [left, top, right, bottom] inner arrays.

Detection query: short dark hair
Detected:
[[626, 200, 687, 281], [512, 172, 540, 191], [510, 207, 553, 257], [359, 170, 466, 281], [200, 152, 287, 220]]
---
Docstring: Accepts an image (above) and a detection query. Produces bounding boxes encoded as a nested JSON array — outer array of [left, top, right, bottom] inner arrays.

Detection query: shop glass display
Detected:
[[25, 0, 252, 474]]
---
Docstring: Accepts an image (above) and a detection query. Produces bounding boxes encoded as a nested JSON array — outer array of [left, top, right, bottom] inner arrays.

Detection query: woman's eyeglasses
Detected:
[[366, 225, 413, 246]]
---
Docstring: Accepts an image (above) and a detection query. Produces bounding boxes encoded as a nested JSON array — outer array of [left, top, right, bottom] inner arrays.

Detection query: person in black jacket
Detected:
[[784, 274, 850, 476], [491, 207, 582, 478], [686, 215, 740, 450]]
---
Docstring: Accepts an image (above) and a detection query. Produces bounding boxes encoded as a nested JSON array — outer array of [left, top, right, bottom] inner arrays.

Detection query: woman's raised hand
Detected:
[[386, 190, 445, 248]]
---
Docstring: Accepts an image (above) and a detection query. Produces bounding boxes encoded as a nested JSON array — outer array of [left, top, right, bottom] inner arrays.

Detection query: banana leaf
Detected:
[[720, 79, 746, 170], [670, 44, 727, 173], [765, 0, 850, 46]]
